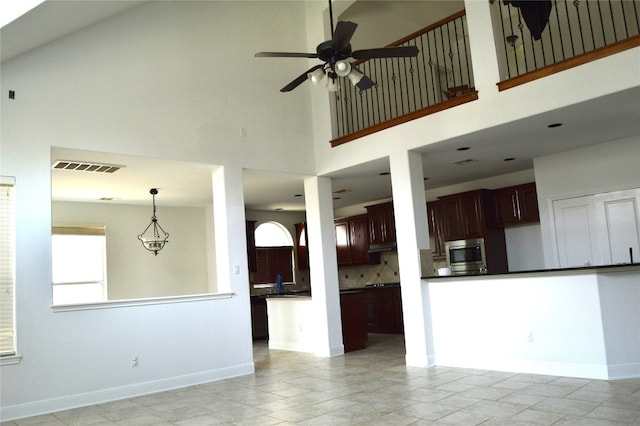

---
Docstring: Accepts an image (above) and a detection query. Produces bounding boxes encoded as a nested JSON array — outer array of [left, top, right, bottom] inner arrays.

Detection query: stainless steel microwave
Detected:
[[444, 238, 487, 275]]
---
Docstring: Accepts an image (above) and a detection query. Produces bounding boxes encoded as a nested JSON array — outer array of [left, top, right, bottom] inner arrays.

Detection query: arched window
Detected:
[[253, 222, 294, 284], [255, 221, 293, 247]]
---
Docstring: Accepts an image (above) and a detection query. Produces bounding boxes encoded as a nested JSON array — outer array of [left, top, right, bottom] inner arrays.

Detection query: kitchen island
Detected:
[[422, 263, 640, 380], [266, 289, 369, 354]]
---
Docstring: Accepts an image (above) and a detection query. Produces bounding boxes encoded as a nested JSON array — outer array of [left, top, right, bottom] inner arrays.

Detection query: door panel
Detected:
[[553, 197, 599, 267]]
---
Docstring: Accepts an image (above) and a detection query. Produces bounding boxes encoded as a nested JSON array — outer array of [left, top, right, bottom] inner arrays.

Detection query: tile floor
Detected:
[[3, 334, 640, 425]]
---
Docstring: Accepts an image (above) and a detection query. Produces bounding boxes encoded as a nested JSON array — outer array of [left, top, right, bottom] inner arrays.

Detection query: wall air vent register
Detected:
[[52, 160, 123, 174]]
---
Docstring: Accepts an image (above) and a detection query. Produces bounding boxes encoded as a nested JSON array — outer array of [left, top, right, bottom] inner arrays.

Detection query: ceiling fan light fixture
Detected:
[[308, 67, 325, 85], [347, 68, 364, 86], [334, 60, 351, 77], [326, 75, 339, 92]]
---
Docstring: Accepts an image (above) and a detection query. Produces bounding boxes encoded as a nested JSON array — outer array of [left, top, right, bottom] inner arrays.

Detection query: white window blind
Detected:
[[0, 177, 16, 356], [52, 226, 107, 305]]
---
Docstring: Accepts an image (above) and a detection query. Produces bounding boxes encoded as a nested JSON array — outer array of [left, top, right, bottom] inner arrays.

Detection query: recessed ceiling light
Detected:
[[547, 123, 563, 128], [423, 177, 429, 180], [293, 194, 303, 197], [457, 147, 470, 151], [274, 207, 283, 211], [379, 172, 390, 176], [333, 197, 341, 200], [333, 188, 351, 194], [503, 157, 515, 162]]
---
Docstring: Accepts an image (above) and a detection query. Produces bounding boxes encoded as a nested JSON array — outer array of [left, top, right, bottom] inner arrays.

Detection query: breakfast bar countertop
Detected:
[[422, 262, 640, 280]]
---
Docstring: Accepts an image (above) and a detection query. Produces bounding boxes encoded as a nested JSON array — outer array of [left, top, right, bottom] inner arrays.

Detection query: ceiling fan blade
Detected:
[[331, 21, 358, 52], [255, 52, 318, 58], [352, 45, 419, 60], [280, 64, 325, 92]]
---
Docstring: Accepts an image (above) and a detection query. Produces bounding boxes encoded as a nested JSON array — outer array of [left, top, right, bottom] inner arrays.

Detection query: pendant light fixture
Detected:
[[137, 188, 169, 256]]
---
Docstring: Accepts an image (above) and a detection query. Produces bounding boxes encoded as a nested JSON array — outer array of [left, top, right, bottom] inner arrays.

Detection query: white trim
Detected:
[[51, 292, 234, 312], [0, 354, 22, 365], [0, 362, 254, 422], [607, 362, 640, 380]]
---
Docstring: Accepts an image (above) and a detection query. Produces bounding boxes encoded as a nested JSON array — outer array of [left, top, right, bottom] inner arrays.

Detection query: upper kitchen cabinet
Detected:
[[246, 220, 257, 273], [427, 200, 446, 258], [294, 222, 309, 270], [335, 215, 380, 267], [366, 201, 396, 246], [439, 189, 496, 241], [495, 182, 540, 226]]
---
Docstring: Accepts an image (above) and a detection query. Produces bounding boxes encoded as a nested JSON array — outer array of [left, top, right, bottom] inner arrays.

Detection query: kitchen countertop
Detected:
[[423, 262, 640, 279]]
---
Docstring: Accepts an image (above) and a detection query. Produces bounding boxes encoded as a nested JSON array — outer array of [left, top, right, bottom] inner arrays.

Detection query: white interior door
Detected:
[[553, 196, 600, 267], [553, 188, 640, 268], [596, 189, 640, 264]]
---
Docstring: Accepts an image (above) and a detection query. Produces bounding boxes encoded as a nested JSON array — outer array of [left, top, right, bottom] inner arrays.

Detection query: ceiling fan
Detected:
[[255, 0, 419, 93]]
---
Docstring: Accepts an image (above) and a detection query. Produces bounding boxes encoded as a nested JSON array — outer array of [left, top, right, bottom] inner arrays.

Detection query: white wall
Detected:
[[534, 136, 640, 268], [427, 271, 612, 379], [504, 224, 544, 272], [0, 1, 315, 420], [53, 201, 210, 300]]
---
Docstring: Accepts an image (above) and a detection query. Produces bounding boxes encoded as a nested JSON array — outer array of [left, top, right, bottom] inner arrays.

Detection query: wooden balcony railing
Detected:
[[494, 0, 640, 90], [331, 10, 476, 147], [330, 2, 640, 147]]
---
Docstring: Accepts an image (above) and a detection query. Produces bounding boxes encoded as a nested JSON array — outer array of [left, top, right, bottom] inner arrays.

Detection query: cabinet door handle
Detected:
[[515, 192, 522, 219], [511, 194, 517, 218]]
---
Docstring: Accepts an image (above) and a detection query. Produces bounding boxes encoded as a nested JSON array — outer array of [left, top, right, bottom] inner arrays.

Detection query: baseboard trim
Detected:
[[1, 363, 255, 422], [607, 362, 640, 380]]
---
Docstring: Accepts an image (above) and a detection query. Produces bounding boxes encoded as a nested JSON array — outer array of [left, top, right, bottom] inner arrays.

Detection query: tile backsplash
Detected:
[[338, 251, 400, 288]]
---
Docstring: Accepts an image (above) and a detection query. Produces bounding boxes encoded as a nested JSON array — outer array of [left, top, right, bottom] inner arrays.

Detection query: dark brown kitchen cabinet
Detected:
[[246, 221, 257, 273], [439, 189, 495, 241], [495, 182, 540, 226], [366, 201, 396, 246], [335, 220, 351, 266], [294, 222, 309, 270], [427, 200, 446, 258], [335, 215, 380, 266], [365, 287, 403, 334], [250, 296, 268, 340], [340, 290, 368, 352]]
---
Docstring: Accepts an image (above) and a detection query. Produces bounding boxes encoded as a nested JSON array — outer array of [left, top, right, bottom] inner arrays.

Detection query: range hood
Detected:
[[368, 242, 397, 253]]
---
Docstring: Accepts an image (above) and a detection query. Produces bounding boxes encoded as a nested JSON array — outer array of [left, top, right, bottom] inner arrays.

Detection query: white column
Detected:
[[464, 0, 502, 96], [389, 150, 435, 367], [211, 165, 252, 337], [304, 176, 344, 357]]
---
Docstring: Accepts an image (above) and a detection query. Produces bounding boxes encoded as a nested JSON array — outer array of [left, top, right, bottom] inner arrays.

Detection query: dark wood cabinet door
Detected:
[[427, 201, 445, 258], [441, 197, 465, 241], [495, 188, 519, 225], [494, 183, 539, 226], [251, 297, 268, 340], [366, 202, 396, 245], [518, 182, 540, 223], [335, 221, 351, 266], [365, 288, 403, 333], [295, 222, 309, 270], [246, 221, 257, 273], [340, 291, 368, 352], [461, 192, 485, 238], [349, 214, 371, 265]]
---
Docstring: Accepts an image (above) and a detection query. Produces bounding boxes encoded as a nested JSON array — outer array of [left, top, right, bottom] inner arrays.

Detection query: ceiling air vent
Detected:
[[453, 159, 478, 166], [52, 160, 123, 173]]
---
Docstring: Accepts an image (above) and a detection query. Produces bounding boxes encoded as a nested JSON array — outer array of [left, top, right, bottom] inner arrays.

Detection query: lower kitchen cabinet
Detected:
[[365, 287, 403, 334], [340, 290, 368, 352], [251, 297, 268, 340]]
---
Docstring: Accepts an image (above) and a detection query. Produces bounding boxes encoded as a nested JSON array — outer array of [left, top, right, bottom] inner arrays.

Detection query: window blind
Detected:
[[0, 177, 16, 356]]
